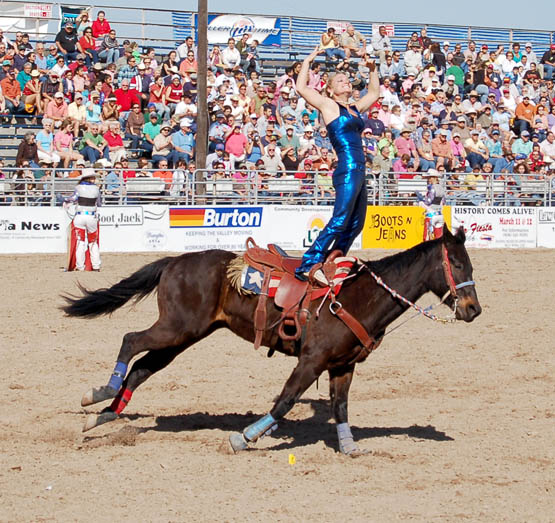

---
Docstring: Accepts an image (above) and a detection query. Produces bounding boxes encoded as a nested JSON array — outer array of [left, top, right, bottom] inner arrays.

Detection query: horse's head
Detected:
[[431, 225, 482, 322]]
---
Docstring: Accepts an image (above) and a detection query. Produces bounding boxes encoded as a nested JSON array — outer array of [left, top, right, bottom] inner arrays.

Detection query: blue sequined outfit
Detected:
[[296, 103, 367, 277]]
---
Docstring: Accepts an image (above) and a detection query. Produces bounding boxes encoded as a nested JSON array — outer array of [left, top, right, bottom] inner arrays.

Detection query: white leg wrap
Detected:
[[337, 422, 358, 454]]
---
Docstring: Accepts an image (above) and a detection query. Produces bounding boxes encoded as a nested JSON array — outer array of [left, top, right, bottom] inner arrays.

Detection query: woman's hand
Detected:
[[363, 57, 377, 73]]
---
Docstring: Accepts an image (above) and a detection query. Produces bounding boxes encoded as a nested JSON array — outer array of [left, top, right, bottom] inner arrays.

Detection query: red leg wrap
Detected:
[[110, 388, 133, 414]]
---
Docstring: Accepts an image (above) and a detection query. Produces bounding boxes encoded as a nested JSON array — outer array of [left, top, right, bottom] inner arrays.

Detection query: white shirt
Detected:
[[221, 46, 240, 68]]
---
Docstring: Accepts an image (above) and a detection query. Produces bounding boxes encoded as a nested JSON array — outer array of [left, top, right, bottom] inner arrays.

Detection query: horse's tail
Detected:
[[61, 256, 174, 318]]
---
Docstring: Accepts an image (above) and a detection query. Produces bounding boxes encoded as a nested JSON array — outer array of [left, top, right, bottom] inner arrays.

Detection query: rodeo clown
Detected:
[[64, 168, 101, 271], [417, 168, 446, 240]]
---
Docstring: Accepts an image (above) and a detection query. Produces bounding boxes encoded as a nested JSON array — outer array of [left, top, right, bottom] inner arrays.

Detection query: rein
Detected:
[[365, 244, 476, 326]]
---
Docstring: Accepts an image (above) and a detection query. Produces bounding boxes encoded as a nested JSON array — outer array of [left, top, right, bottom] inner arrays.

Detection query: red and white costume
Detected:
[[66, 174, 101, 271]]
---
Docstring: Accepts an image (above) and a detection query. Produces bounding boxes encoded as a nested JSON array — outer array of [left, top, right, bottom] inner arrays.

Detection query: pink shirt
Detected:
[[54, 131, 72, 150], [225, 132, 247, 156], [450, 140, 465, 156], [394, 136, 416, 156], [46, 100, 68, 119]]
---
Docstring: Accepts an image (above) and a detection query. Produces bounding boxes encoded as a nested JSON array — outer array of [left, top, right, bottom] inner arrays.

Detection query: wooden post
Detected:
[[196, 0, 208, 190]]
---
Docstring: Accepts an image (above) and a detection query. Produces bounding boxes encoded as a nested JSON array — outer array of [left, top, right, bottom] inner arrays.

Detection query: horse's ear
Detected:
[[442, 223, 452, 239], [455, 226, 466, 244]]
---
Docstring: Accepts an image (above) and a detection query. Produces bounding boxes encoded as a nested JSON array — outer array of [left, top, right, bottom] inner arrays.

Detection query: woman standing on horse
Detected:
[[294, 47, 379, 281]]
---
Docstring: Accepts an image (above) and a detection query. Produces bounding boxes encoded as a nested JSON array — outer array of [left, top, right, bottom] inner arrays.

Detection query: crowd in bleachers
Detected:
[[1, 11, 555, 206]]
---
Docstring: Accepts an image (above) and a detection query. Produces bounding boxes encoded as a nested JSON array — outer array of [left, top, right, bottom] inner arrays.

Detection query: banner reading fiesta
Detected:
[[362, 205, 452, 249]]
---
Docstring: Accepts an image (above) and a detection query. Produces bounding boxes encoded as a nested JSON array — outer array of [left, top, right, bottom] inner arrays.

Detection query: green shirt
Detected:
[[80, 132, 104, 150], [143, 122, 161, 141], [446, 65, 465, 87]]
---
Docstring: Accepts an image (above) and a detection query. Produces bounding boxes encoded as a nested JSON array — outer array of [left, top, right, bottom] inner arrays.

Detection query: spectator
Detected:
[[22, 69, 42, 116], [172, 118, 195, 164], [78, 27, 98, 67], [169, 158, 188, 198], [152, 122, 178, 167], [164, 75, 184, 113], [514, 95, 535, 135], [404, 42, 423, 77], [45, 91, 68, 127], [511, 130, 533, 156], [209, 45, 225, 73], [176, 37, 196, 62], [149, 76, 171, 120], [320, 27, 345, 62], [92, 11, 112, 38], [104, 121, 126, 163], [114, 79, 140, 129], [370, 25, 392, 63], [36, 118, 61, 166], [417, 129, 436, 171], [341, 24, 367, 60], [125, 102, 144, 151], [179, 50, 197, 77], [465, 129, 489, 168], [54, 118, 83, 168], [225, 123, 247, 167], [79, 122, 109, 163], [16, 132, 39, 167], [0, 67, 23, 117], [260, 143, 285, 173], [372, 145, 393, 176], [141, 111, 161, 155], [98, 29, 119, 64], [55, 22, 79, 63], [221, 38, 241, 70], [67, 92, 86, 136], [432, 129, 454, 170]]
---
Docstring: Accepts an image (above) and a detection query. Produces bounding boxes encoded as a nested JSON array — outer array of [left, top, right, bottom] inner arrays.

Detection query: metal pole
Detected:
[[196, 0, 208, 193]]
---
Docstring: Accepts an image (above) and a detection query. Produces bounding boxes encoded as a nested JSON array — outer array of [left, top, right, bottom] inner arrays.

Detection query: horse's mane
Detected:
[[363, 238, 439, 277]]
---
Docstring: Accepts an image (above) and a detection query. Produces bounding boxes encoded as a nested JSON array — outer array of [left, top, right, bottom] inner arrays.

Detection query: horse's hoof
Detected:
[[339, 438, 361, 456], [229, 432, 249, 453], [82, 410, 118, 432], [81, 386, 118, 407]]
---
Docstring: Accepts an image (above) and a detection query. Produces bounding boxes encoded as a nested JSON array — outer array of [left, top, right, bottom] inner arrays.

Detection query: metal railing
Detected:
[[1, 168, 552, 207]]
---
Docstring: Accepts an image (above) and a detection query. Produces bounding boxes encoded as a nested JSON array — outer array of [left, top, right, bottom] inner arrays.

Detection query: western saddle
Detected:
[[243, 238, 377, 356]]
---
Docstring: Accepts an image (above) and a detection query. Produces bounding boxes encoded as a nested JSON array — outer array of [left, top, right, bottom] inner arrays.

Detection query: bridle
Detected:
[[366, 242, 476, 325]]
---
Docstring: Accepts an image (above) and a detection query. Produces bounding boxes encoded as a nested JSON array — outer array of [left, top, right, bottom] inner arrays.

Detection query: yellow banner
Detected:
[[362, 206, 452, 249]]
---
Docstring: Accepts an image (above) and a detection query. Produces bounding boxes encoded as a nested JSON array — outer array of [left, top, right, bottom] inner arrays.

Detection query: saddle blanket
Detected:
[[240, 256, 358, 300]]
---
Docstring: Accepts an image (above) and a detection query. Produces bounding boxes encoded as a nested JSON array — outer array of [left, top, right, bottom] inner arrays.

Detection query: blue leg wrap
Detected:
[[107, 361, 128, 391], [243, 413, 276, 442]]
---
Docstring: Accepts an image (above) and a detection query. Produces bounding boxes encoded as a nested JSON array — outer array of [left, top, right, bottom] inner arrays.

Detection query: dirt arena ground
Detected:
[[0, 248, 553, 522]]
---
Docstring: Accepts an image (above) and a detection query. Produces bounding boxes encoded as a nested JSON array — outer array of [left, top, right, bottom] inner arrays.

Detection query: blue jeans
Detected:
[[81, 145, 109, 163], [488, 157, 507, 173], [63, 51, 79, 63], [296, 168, 367, 276], [475, 83, 489, 104], [153, 102, 170, 120], [5, 99, 24, 115], [126, 132, 141, 150], [514, 119, 531, 136], [325, 48, 346, 61], [543, 64, 554, 80], [467, 152, 487, 169], [84, 49, 99, 68], [98, 48, 119, 64], [419, 158, 435, 172], [152, 151, 179, 167]]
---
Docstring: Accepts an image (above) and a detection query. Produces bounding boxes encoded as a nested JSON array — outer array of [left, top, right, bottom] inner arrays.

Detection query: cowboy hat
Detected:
[[78, 168, 98, 180]]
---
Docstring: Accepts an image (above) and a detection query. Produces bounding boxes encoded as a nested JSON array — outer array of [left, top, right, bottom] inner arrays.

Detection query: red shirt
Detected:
[[114, 88, 140, 112], [103, 131, 124, 148], [92, 19, 111, 38]]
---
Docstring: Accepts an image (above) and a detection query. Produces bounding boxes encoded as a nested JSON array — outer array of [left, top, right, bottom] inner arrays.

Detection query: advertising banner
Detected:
[[97, 205, 169, 252], [0, 207, 70, 253], [166, 205, 361, 253], [199, 14, 281, 46], [362, 205, 451, 249], [536, 208, 555, 248], [451, 206, 537, 248]]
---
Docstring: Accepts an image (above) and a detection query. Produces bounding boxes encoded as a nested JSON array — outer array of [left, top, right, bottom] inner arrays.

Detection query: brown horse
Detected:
[[62, 225, 481, 455]]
